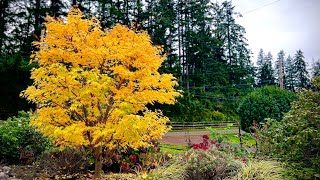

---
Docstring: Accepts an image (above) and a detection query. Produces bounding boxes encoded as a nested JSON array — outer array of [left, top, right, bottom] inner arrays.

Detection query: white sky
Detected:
[[232, 0, 320, 66]]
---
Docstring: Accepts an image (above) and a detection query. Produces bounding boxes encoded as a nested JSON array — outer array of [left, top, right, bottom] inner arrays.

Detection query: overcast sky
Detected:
[[232, 0, 319, 67]]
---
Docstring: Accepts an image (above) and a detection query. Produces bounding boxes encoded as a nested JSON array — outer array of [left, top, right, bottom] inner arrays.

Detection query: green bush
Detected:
[[209, 111, 226, 122], [235, 160, 285, 180], [237, 86, 296, 131], [0, 111, 52, 164], [258, 77, 320, 179]]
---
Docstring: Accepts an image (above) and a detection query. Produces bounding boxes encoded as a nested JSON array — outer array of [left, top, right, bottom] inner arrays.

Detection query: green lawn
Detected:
[[170, 126, 238, 132], [159, 144, 189, 154], [210, 133, 256, 147]]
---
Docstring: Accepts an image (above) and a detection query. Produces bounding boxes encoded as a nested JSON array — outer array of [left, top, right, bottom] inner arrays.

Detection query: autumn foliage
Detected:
[[21, 8, 180, 177]]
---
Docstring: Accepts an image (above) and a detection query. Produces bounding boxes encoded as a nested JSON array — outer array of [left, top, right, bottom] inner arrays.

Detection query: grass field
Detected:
[[210, 133, 256, 147], [170, 126, 238, 132], [159, 144, 189, 154]]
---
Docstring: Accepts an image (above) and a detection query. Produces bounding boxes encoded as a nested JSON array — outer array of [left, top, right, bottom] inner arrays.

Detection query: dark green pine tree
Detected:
[[293, 49, 309, 89], [95, 0, 122, 28], [149, 0, 179, 77], [217, 1, 253, 86], [257, 50, 275, 86], [284, 55, 295, 91], [256, 48, 265, 85], [264, 52, 275, 85], [0, 0, 61, 119], [256, 48, 264, 72], [275, 50, 285, 87], [184, 0, 215, 91], [49, 0, 67, 17], [0, 0, 44, 118], [312, 59, 320, 78], [108, 0, 126, 26], [74, 0, 100, 18]]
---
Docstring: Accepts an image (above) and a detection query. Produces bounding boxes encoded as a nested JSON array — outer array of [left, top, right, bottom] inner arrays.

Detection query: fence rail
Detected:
[[167, 121, 238, 130]]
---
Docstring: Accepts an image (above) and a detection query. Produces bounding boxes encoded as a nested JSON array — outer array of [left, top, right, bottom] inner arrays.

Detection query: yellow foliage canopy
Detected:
[[21, 8, 181, 150]]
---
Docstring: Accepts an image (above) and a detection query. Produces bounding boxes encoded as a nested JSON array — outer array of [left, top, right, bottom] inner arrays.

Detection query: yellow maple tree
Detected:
[[21, 8, 180, 178]]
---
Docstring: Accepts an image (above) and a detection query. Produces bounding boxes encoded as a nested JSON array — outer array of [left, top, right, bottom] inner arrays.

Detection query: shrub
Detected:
[[235, 160, 285, 180], [0, 111, 51, 164], [112, 142, 174, 173], [190, 134, 251, 166], [237, 86, 296, 131], [186, 150, 227, 179], [147, 155, 187, 180], [210, 111, 226, 122], [37, 147, 92, 177], [149, 149, 242, 180], [258, 77, 320, 179]]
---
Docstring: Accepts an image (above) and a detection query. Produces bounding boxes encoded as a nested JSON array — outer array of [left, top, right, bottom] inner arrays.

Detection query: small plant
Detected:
[[207, 123, 234, 143], [235, 160, 285, 180], [190, 134, 251, 166], [108, 142, 172, 173], [190, 135, 217, 150], [37, 147, 92, 177], [207, 125, 256, 147], [148, 149, 243, 180], [147, 155, 187, 180], [0, 111, 52, 164]]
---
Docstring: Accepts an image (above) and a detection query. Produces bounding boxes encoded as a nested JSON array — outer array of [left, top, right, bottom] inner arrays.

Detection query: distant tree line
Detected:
[[256, 48, 320, 91], [0, 0, 318, 121]]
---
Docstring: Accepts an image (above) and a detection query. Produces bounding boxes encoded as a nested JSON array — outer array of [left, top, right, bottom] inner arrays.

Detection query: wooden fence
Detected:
[[168, 121, 238, 130]]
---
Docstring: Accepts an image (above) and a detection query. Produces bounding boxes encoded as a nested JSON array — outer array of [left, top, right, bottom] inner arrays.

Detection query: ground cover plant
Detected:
[[235, 160, 285, 180], [20, 8, 180, 178]]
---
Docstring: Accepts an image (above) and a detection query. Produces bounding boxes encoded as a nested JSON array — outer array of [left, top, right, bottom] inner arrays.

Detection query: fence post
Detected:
[[238, 121, 242, 148]]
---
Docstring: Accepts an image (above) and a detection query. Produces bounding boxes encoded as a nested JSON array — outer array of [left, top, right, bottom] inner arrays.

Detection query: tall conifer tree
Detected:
[[285, 55, 295, 91], [293, 49, 309, 89]]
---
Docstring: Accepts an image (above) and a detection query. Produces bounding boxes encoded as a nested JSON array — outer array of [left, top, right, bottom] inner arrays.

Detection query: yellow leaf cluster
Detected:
[[21, 8, 181, 150]]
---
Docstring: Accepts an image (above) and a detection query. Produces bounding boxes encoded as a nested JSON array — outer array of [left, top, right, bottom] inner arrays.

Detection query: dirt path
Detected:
[[159, 129, 245, 146]]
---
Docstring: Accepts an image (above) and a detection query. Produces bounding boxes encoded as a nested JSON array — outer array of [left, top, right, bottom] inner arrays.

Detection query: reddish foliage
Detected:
[[241, 157, 247, 164], [129, 155, 137, 163], [120, 162, 129, 173], [202, 135, 209, 139], [210, 140, 217, 144], [190, 135, 214, 151]]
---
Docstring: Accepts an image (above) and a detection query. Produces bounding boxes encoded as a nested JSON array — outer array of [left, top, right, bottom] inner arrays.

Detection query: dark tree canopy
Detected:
[[237, 86, 296, 131]]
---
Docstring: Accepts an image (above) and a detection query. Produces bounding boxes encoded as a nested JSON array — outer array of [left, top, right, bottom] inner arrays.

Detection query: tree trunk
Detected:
[[93, 146, 103, 179], [34, 0, 41, 39], [72, 0, 77, 6]]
